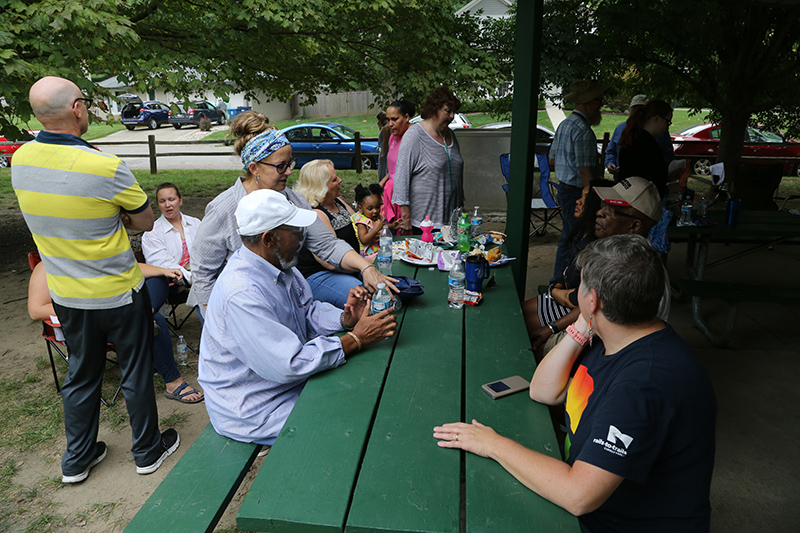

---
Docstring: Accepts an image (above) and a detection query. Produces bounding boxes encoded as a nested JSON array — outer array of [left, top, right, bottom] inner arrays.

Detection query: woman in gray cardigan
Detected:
[[393, 86, 464, 231]]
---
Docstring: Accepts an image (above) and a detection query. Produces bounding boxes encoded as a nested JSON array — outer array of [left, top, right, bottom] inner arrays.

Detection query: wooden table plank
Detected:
[[346, 264, 462, 533], [237, 260, 418, 533], [464, 264, 581, 532]]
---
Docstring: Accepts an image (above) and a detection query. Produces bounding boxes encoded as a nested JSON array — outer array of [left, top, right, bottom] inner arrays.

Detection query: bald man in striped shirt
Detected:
[[12, 76, 178, 483]]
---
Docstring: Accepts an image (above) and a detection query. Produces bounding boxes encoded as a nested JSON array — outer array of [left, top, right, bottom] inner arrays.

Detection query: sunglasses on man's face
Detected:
[[601, 203, 642, 221]]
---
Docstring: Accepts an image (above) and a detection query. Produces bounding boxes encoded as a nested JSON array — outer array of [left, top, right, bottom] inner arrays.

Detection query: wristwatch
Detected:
[[547, 321, 560, 334]]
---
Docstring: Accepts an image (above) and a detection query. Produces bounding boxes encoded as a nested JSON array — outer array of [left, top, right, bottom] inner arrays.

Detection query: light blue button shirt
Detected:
[[198, 246, 346, 444]]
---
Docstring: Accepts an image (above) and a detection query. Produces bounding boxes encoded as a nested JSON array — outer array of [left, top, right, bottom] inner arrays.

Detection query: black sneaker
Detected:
[[136, 429, 180, 475], [62, 442, 107, 484]]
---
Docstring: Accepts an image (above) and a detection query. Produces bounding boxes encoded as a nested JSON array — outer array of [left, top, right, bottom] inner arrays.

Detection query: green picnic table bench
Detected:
[[124, 422, 260, 533], [237, 249, 579, 532]]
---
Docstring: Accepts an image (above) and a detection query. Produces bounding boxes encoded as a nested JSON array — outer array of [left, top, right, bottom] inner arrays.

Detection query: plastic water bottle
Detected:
[[677, 199, 693, 227], [377, 240, 393, 276], [457, 213, 471, 253], [448, 260, 466, 309], [176, 335, 188, 366], [379, 225, 392, 248], [371, 283, 392, 315], [470, 206, 483, 237], [420, 216, 434, 243], [698, 187, 716, 217]]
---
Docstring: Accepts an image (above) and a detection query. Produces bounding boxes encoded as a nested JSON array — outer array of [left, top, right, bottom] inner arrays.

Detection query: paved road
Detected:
[[94, 124, 241, 170]]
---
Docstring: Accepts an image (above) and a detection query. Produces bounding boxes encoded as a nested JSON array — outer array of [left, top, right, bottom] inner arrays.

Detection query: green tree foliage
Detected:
[[0, 0, 504, 137], [536, 0, 800, 180]]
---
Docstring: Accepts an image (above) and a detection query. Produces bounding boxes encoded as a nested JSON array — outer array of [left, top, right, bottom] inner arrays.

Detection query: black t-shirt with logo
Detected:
[[565, 325, 716, 532]]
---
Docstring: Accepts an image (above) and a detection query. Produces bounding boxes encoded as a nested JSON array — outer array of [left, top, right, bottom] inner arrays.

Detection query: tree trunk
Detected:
[[717, 109, 749, 194]]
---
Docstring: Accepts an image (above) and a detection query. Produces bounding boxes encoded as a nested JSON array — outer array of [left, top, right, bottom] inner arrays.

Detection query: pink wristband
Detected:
[[566, 324, 588, 346]]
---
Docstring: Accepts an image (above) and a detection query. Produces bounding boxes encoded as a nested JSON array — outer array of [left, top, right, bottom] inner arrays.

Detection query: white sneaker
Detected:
[[62, 442, 107, 484], [136, 429, 180, 475]]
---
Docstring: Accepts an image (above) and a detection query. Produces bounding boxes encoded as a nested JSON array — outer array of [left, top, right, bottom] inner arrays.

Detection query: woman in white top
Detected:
[[142, 182, 201, 313]]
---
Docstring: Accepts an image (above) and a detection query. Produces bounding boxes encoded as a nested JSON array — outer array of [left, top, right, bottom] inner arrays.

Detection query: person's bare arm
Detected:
[[356, 219, 384, 251], [138, 263, 183, 281], [577, 167, 594, 189], [339, 250, 398, 293], [434, 420, 622, 516], [398, 205, 412, 231], [28, 263, 55, 321], [530, 314, 590, 405]]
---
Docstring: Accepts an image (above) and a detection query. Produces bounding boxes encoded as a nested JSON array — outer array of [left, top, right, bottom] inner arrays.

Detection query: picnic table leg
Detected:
[[692, 297, 738, 347]]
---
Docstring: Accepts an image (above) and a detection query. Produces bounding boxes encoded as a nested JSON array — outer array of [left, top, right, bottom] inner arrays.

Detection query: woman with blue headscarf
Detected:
[[187, 111, 396, 319]]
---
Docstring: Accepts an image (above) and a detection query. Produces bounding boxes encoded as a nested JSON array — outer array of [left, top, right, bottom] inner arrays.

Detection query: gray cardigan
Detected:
[[392, 124, 464, 228]]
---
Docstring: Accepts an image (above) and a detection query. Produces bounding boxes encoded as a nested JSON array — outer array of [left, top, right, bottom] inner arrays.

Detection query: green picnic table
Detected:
[[236, 247, 579, 533], [668, 210, 800, 345]]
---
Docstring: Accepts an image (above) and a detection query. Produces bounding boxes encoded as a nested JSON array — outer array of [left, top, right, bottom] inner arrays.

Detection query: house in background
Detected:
[[455, 0, 514, 18]]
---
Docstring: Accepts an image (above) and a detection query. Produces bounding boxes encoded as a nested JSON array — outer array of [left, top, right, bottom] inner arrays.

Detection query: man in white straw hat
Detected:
[[198, 189, 397, 445]]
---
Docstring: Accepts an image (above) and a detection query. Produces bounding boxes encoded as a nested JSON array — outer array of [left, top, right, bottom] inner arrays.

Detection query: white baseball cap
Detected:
[[235, 189, 317, 236], [594, 177, 662, 223]]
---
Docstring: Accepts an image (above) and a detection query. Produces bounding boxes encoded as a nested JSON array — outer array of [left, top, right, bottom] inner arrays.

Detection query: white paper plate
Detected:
[[398, 251, 437, 266]]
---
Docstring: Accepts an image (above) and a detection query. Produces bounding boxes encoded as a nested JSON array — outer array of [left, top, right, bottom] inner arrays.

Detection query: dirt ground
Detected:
[[0, 199, 224, 532]]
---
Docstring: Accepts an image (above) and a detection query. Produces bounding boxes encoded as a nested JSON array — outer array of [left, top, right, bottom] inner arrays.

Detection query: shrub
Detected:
[[199, 117, 212, 131]]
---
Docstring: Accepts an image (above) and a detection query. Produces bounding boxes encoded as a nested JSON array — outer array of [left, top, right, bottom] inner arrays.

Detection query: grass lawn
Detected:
[[11, 116, 125, 140]]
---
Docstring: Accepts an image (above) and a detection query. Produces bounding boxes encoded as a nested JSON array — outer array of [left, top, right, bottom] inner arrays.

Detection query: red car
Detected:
[[0, 130, 35, 168], [672, 123, 800, 177]]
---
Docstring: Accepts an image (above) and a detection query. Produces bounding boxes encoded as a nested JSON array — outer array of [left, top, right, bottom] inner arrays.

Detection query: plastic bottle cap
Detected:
[[377, 283, 385, 289]]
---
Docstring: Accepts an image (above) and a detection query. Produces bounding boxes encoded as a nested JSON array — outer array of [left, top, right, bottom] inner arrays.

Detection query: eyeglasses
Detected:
[[72, 97, 93, 108], [600, 203, 642, 221], [258, 158, 297, 173], [662, 116, 672, 126]]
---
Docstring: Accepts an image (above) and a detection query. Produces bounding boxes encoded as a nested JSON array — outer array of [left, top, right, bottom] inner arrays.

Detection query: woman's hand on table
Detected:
[[433, 420, 501, 458], [362, 264, 399, 294]]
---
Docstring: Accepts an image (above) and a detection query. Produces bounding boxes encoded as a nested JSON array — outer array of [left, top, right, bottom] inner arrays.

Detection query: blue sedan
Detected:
[[280, 122, 379, 170]]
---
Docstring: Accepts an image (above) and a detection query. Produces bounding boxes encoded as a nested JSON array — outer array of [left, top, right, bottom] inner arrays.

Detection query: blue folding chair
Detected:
[[500, 153, 561, 236]]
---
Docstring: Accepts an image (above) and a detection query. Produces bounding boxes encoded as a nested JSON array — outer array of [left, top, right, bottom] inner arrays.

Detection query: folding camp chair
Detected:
[[28, 252, 122, 407], [500, 153, 562, 236]]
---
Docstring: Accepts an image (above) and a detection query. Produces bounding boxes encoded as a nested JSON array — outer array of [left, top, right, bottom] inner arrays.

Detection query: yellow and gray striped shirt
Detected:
[[12, 131, 148, 309]]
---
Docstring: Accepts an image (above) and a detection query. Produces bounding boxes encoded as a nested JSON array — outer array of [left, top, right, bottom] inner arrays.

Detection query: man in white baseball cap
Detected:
[[199, 189, 397, 446], [593, 176, 662, 238]]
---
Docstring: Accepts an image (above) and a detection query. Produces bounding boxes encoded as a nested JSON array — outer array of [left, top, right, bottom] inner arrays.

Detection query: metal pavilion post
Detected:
[[507, 0, 544, 300]]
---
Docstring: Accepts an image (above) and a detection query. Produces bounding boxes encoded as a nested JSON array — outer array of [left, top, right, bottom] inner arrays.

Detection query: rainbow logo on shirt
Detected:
[[564, 364, 594, 460]]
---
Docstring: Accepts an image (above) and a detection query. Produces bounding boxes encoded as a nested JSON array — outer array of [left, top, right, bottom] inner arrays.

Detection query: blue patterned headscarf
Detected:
[[240, 129, 290, 171]]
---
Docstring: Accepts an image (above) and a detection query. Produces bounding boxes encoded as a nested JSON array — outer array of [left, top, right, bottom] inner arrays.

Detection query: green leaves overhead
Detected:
[[0, 0, 504, 128]]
